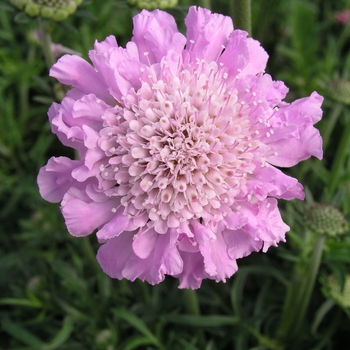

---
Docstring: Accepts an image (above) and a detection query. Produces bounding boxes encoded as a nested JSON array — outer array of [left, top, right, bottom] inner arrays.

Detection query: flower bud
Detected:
[[329, 79, 350, 105], [95, 329, 113, 349], [305, 203, 348, 237], [41, 6, 55, 19], [10, 0, 83, 21], [322, 274, 350, 308], [25, 3, 40, 17], [128, 0, 178, 10]]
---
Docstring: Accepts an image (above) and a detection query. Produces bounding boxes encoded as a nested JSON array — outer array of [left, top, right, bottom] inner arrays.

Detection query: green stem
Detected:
[[81, 236, 100, 271], [321, 103, 343, 151], [38, 17, 55, 71], [295, 236, 325, 328], [327, 112, 350, 199], [232, 0, 252, 35], [182, 289, 200, 315], [277, 235, 325, 343], [182, 288, 206, 346]]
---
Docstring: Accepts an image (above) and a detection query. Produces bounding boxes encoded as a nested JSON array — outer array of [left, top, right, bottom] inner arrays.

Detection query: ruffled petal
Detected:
[[93, 35, 118, 53], [50, 55, 114, 104], [199, 230, 238, 282], [185, 6, 233, 61], [266, 91, 323, 167], [97, 229, 183, 285], [267, 126, 323, 167], [242, 36, 269, 76], [96, 232, 134, 279], [176, 249, 208, 289], [123, 229, 183, 284], [61, 191, 118, 236], [89, 42, 142, 99], [244, 198, 290, 252], [247, 165, 305, 201], [223, 228, 262, 260], [132, 9, 186, 64], [96, 207, 130, 241], [190, 221, 238, 282], [37, 156, 83, 203], [132, 227, 158, 259], [219, 30, 249, 76]]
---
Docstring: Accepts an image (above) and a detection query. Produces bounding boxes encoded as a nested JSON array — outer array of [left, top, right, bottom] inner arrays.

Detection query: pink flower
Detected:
[[37, 7, 323, 289], [335, 9, 350, 25]]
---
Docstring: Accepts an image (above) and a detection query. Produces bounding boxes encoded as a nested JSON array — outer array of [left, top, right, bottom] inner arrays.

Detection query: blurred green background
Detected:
[[1, 0, 350, 349]]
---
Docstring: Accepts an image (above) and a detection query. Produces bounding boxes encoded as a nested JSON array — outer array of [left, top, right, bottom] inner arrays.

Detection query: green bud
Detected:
[[305, 203, 349, 237], [25, 3, 41, 17], [322, 274, 350, 308], [65, 3, 77, 15], [159, 0, 178, 9], [129, 0, 178, 10], [41, 6, 55, 18], [52, 9, 68, 21], [11, 0, 82, 21], [330, 79, 350, 105], [95, 329, 113, 349], [26, 29, 41, 46]]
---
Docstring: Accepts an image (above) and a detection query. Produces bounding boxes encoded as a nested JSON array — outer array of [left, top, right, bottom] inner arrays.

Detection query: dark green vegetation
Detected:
[[1, 0, 350, 349]]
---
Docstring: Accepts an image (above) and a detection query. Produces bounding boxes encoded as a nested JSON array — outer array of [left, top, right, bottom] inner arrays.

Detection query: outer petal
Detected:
[[267, 127, 323, 167], [49, 94, 106, 154], [219, 30, 249, 76], [132, 9, 186, 64], [50, 55, 114, 104], [61, 190, 118, 237], [190, 221, 238, 282], [219, 30, 268, 77], [96, 207, 130, 241], [123, 229, 183, 284], [247, 165, 305, 201], [176, 249, 208, 289], [37, 156, 83, 203], [89, 42, 143, 99], [48, 101, 79, 151], [96, 232, 134, 279], [242, 36, 269, 76], [223, 211, 249, 230], [132, 227, 158, 259], [223, 227, 262, 260], [185, 6, 233, 61], [266, 92, 323, 167], [93, 35, 118, 53], [97, 229, 183, 285], [200, 231, 238, 282], [244, 198, 290, 252]]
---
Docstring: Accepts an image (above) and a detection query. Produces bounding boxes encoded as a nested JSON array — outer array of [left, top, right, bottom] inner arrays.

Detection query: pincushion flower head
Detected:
[[38, 7, 323, 289]]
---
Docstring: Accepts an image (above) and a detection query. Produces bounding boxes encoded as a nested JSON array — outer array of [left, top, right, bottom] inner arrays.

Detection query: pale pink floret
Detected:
[[37, 6, 323, 289]]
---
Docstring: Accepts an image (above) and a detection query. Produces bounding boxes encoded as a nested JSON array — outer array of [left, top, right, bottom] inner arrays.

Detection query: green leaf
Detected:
[[43, 316, 74, 350], [114, 309, 161, 347], [1, 318, 43, 347], [0, 297, 42, 308], [122, 336, 158, 350], [163, 314, 239, 327]]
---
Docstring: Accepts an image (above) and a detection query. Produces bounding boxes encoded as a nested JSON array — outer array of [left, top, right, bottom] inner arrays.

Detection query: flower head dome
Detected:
[[38, 7, 323, 289]]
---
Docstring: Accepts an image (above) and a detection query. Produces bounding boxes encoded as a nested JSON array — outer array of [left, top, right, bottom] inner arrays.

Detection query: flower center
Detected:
[[99, 59, 265, 232]]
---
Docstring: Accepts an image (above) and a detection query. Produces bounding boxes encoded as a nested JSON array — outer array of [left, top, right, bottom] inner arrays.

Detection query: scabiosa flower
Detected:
[[335, 9, 350, 25], [37, 7, 323, 289]]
